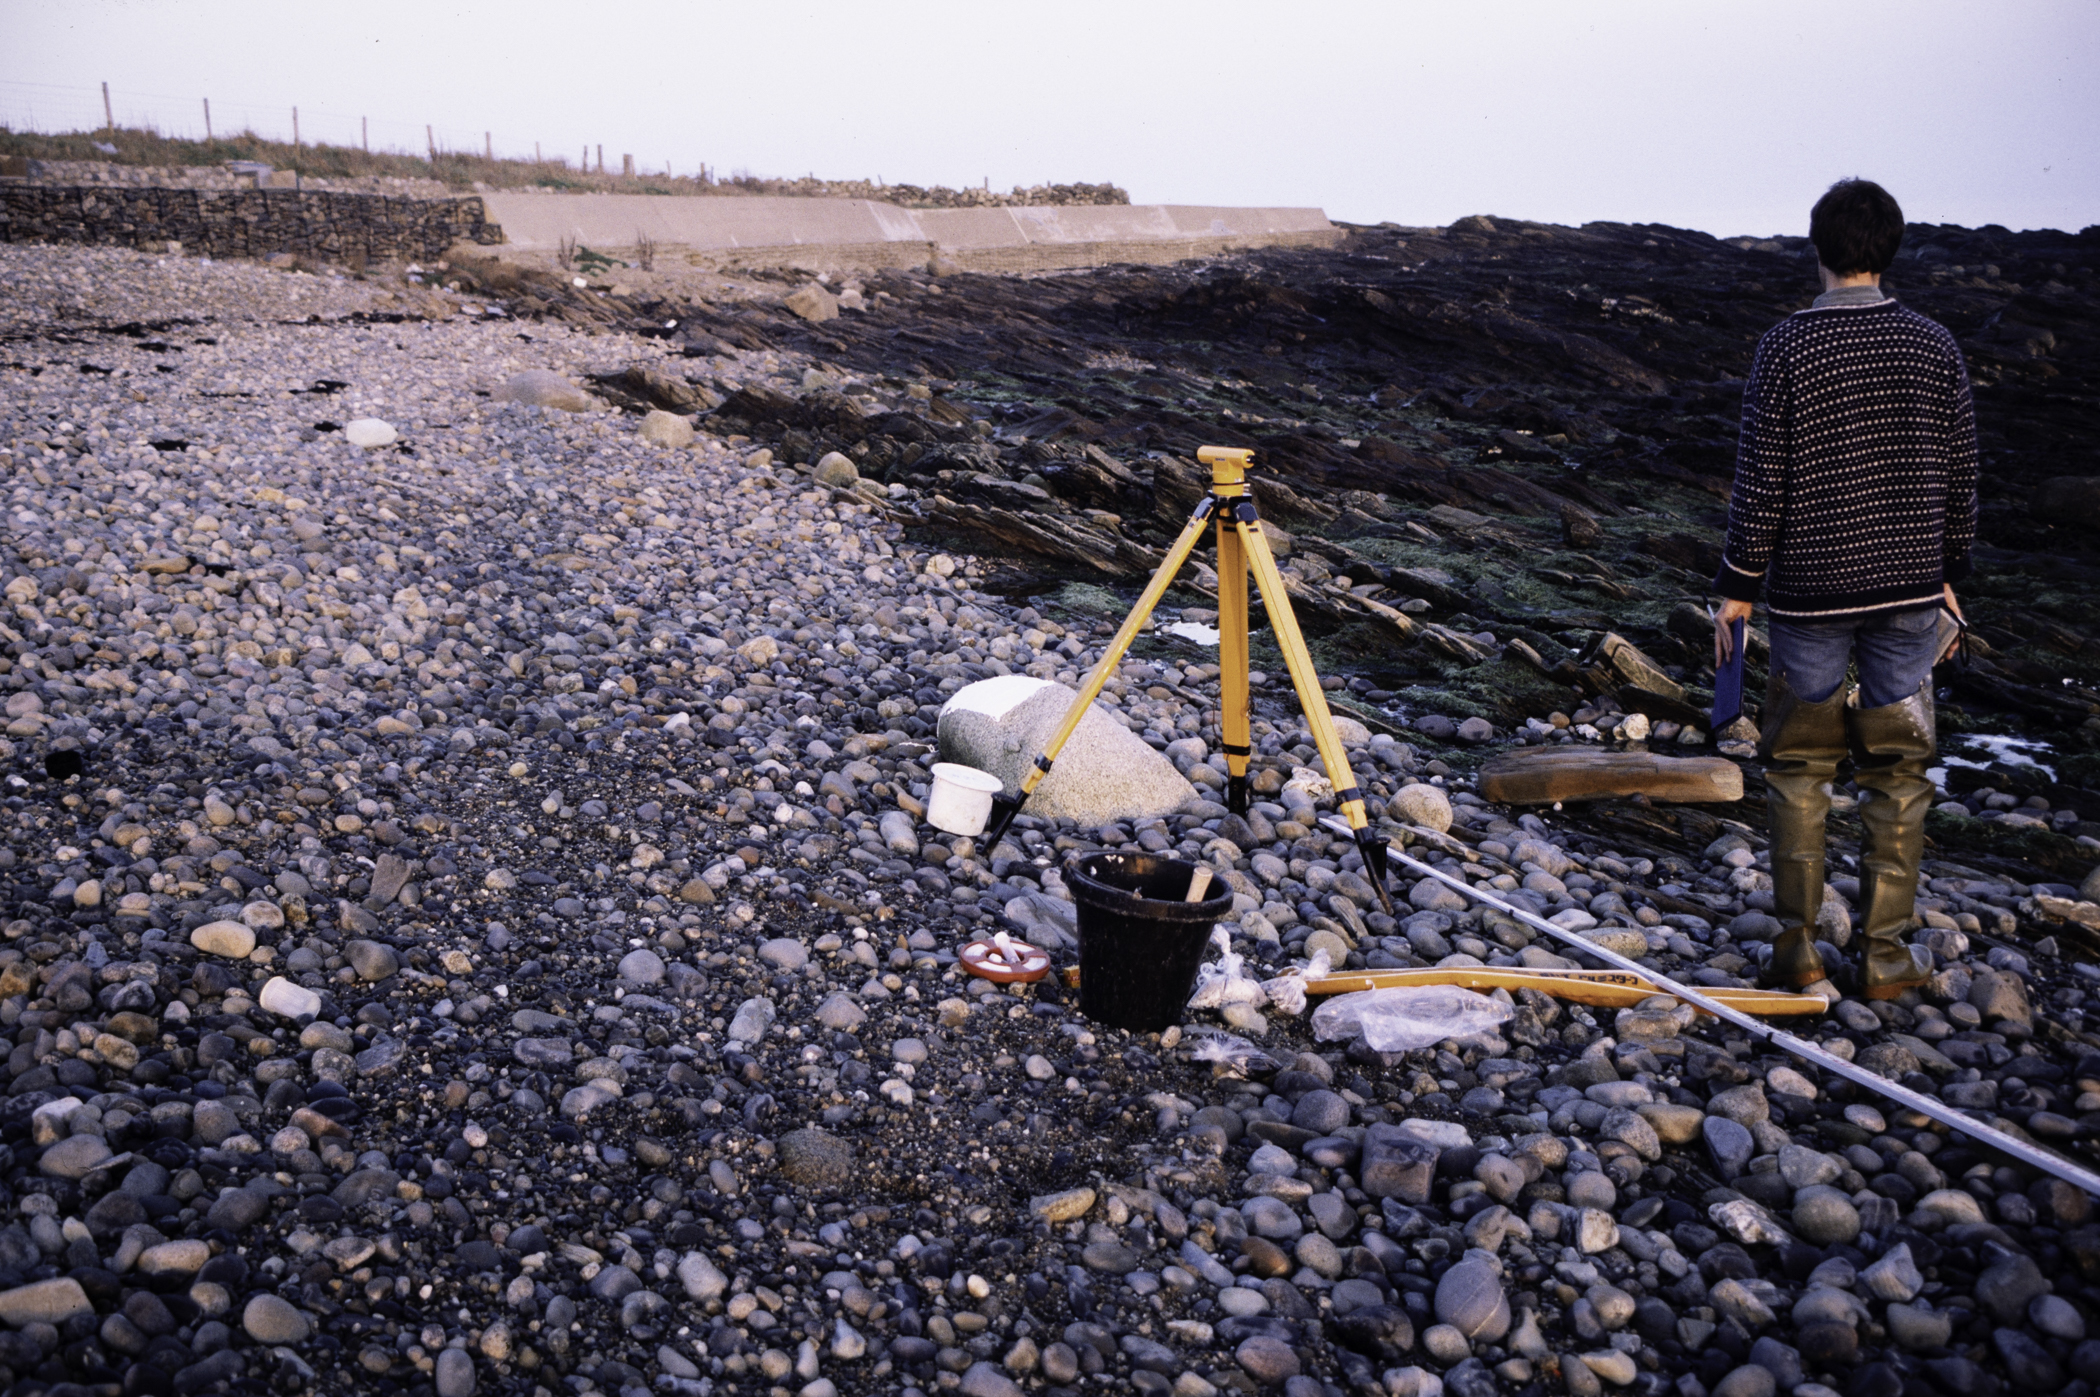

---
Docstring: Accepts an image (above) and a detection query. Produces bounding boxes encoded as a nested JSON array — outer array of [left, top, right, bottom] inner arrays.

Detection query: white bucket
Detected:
[[926, 762, 1004, 837]]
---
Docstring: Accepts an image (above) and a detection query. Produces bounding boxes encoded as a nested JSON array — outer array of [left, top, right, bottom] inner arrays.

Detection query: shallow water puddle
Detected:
[[1160, 621, 1220, 646], [1929, 730, 2058, 790]]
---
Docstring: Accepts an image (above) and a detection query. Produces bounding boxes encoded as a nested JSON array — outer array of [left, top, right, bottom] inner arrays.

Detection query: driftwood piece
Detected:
[[1479, 747, 1744, 806]]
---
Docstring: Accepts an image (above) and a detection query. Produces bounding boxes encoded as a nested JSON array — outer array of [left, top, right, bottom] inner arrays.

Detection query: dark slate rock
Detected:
[[203, 1189, 270, 1232], [1360, 1124, 1439, 1204], [332, 1168, 401, 1207], [1333, 1304, 1416, 1362]]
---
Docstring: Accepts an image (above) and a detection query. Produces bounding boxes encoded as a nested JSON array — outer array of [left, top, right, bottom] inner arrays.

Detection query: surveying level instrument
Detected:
[[980, 446, 1397, 917]]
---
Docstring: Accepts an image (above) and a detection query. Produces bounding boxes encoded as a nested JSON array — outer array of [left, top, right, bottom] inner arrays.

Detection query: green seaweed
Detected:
[[1042, 581, 1132, 622], [1923, 810, 2093, 879]]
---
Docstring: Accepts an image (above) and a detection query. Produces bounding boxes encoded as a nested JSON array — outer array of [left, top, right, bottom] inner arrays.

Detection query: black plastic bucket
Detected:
[[1065, 851, 1235, 1033]]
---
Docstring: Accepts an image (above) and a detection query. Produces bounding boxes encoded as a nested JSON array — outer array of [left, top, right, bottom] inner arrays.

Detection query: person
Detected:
[[1711, 178, 1978, 1001]]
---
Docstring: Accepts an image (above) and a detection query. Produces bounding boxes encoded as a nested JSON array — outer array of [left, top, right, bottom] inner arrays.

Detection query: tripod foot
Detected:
[[1226, 775, 1248, 816], [981, 792, 1024, 852], [1355, 827, 1397, 918]]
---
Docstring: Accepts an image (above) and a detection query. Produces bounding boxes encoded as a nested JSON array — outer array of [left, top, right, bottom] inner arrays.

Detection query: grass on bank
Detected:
[[0, 123, 722, 193], [0, 125, 1128, 206]]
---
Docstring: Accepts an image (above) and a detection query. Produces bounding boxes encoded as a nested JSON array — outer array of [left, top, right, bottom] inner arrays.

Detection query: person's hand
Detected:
[[1713, 598, 1754, 665], [1939, 584, 1966, 662]]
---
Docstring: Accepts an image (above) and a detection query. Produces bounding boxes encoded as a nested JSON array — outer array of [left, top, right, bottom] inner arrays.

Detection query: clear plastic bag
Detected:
[[1309, 985, 1515, 1052], [1185, 1028, 1279, 1077], [1187, 927, 1267, 1011], [1259, 948, 1332, 1018]]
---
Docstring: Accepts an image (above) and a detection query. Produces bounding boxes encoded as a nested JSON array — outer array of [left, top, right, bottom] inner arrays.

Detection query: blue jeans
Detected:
[[1768, 606, 1941, 708]]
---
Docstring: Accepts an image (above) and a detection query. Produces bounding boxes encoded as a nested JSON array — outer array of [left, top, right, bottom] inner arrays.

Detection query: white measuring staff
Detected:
[[1353, 826, 2100, 1196]]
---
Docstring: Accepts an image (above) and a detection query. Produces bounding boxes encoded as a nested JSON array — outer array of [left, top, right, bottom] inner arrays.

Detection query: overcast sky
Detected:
[[5, 0, 2096, 236]]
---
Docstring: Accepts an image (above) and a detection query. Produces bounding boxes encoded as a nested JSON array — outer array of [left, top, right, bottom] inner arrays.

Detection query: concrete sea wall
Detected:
[[0, 183, 1336, 273], [479, 192, 1341, 273]]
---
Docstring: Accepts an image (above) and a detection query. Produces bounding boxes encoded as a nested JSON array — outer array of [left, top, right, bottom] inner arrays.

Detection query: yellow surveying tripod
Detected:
[[981, 446, 1397, 916]]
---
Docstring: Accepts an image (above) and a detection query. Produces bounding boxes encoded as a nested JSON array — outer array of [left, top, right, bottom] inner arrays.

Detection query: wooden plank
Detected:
[[1478, 747, 1743, 806]]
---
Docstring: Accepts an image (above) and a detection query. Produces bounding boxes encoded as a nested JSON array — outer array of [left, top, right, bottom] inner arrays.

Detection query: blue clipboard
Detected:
[[1711, 617, 1746, 730]]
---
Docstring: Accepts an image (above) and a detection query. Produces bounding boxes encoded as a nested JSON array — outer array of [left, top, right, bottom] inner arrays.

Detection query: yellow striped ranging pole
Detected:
[[1384, 843, 2100, 1198]]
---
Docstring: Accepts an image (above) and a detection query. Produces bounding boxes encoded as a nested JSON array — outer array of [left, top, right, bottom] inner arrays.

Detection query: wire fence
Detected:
[[0, 76, 588, 166]]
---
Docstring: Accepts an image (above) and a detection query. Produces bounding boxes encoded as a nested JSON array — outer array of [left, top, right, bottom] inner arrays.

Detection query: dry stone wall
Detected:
[[0, 186, 501, 261]]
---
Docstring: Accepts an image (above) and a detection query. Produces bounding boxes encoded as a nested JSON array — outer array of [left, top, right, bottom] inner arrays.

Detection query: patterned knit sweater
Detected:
[[1713, 297, 1979, 619]]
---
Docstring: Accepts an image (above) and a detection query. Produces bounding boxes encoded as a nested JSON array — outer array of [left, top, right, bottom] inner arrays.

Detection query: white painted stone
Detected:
[[259, 976, 323, 1019], [343, 418, 397, 448]]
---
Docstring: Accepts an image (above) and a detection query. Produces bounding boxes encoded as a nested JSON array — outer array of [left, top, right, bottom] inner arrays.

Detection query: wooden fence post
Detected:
[[292, 107, 300, 153], [203, 98, 212, 142], [622, 153, 635, 178], [427, 125, 437, 163], [485, 131, 492, 160], [362, 117, 368, 153], [101, 82, 113, 136]]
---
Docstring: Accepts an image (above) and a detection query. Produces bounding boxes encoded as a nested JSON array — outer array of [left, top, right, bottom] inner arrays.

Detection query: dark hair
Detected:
[[1810, 179, 1904, 275]]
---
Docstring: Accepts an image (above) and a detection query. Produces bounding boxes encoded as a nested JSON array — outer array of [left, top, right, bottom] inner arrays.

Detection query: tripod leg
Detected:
[[1232, 507, 1397, 917], [980, 497, 1219, 848], [1216, 512, 1252, 815]]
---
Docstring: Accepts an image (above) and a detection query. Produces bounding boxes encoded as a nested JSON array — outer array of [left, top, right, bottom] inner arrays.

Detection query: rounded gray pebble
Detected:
[[758, 937, 809, 971], [1236, 1335, 1302, 1386], [1713, 1366, 1775, 1397], [241, 1294, 309, 1344], [961, 1361, 1024, 1397], [435, 1346, 477, 1397], [617, 948, 666, 984], [1790, 1186, 1861, 1245], [1291, 1089, 1350, 1135], [1434, 1257, 1511, 1342]]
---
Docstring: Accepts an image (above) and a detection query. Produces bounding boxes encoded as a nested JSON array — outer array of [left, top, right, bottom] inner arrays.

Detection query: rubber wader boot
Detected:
[[1759, 673, 1846, 989], [1849, 681, 1937, 999]]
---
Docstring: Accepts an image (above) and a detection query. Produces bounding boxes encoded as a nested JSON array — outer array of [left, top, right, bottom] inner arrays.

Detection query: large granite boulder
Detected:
[[938, 676, 1195, 826]]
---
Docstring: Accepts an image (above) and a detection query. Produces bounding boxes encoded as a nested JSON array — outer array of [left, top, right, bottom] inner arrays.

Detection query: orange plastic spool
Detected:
[[959, 936, 1051, 984]]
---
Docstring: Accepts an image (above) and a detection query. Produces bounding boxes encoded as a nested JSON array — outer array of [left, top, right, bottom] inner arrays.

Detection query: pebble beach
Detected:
[[3, 241, 2100, 1397]]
